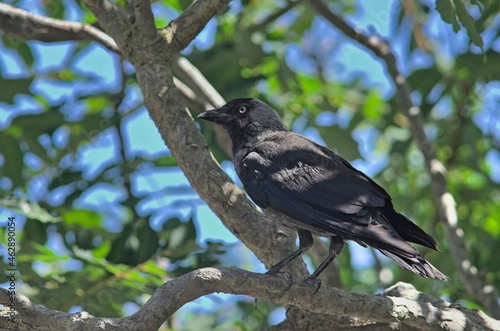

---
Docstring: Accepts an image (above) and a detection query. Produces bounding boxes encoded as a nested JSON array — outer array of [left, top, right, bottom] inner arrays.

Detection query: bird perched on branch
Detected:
[[198, 98, 448, 287]]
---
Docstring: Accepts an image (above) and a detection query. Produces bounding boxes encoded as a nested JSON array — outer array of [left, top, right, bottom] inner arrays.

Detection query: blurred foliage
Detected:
[[1, 0, 500, 329]]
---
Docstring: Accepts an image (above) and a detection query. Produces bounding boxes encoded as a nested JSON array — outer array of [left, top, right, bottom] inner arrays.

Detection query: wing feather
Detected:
[[238, 132, 388, 216]]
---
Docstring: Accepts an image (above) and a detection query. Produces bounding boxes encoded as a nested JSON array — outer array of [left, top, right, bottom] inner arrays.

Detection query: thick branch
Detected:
[[0, 3, 120, 54], [308, 0, 500, 318], [1, 268, 499, 331], [161, 0, 231, 55], [130, 0, 156, 40], [81, 0, 129, 49]]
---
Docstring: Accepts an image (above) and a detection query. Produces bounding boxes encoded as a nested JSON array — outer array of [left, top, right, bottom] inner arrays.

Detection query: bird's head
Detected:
[[198, 98, 287, 142]]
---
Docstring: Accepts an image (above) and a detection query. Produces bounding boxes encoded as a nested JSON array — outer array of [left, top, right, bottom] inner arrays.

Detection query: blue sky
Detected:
[[1, 0, 500, 326]]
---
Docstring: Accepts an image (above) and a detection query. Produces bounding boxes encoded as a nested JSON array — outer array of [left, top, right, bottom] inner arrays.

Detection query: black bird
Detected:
[[198, 98, 448, 283]]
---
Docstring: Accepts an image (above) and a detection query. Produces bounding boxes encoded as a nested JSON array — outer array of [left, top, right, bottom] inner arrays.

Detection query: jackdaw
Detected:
[[198, 98, 448, 284]]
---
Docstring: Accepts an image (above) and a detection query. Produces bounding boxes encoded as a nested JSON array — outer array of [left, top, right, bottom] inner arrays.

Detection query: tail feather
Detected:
[[379, 248, 448, 281], [383, 204, 439, 251], [313, 208, 448, 280], [350, 211, 448, 280]]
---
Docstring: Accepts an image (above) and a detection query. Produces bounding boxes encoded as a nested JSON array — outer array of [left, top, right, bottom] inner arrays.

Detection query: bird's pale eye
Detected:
[[239, 106, 247, 114]]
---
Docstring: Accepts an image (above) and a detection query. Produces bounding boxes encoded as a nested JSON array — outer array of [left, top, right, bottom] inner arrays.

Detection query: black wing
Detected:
[[238, 132, 388, 216]]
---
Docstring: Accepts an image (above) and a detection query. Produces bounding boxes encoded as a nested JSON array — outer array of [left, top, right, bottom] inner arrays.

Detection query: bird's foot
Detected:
[[265, 265, 282, 275], [266, 265, 293, 287], [265, 270, 293, 292], [277, 271, 293, 290], [303, 276, 322, 294]]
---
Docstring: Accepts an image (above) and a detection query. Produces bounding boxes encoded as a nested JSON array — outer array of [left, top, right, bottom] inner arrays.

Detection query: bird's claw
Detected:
[[278, 271, 294, 291], [265, 266, 282, 275], [303, 276, 322, 294], [265, 270, 293, 291]]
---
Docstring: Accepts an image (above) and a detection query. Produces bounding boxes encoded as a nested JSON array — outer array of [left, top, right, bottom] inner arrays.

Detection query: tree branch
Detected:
[[173, 57, 225, 110], [1, 268, 499, 331], [160, 0, 231, 55], [174, 76, 208, 112], [250, 0, 301, 33], [0, 3, 120, 54], [80, 0, 129, 49], [307, 0, 500, 318], [130, 0, 156, 40]]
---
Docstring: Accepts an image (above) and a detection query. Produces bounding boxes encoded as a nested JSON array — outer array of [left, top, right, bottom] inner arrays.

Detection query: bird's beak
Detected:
[[198, 108, 231, 124]]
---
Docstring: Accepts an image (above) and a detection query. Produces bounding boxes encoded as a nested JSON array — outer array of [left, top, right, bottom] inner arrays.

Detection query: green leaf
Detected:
[[45, 69, 81, 82], [0, 133, 24, 188], [18, 242, 68, 263], [456, 50, 500, 82], [297, 74, 321, 95], [362, 91, 386, 120], [153, 156, 178, 167], [26, 138, 51, 163], [453, 0, 484, 51], [289, 8, 314, 35], [165, 219, 196, 249], [159, 218, 201, 262], [106, 220, 160, 265], [164, 0, 182, 11], [64, 209, 102, 228], [407, 67, 443, 99], [0, 78, 33, 104], [435, 0, 484, 51], [0, 197, 60, 223], [48, 169, 83, 191], [1, 36, 34, 67], [44, 0, 66, 19], [67, 112, 116, 146], [316, 126, 362, 160], [435, 0, 461, 32], [85, 96, 112, 113], [10, 110, 65, 137]]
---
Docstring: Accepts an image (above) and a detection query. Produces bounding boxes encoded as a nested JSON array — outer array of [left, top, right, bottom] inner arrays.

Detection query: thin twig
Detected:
[[250, 0, 302, 33], [173, 57, 225, 109]]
